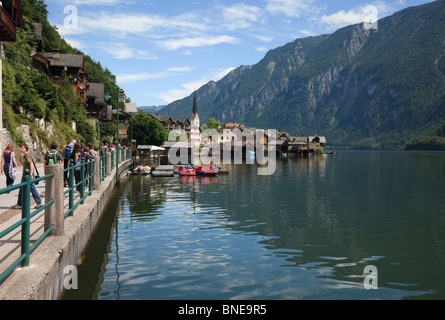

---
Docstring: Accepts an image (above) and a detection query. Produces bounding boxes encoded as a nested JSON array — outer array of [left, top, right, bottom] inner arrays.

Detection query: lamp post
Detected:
[[116, 86, 120, 182], [130, 116, 133, 165], [104, 87, 120, 182]]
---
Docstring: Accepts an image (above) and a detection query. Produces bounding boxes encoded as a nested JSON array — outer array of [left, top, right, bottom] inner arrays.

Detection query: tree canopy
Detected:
[[203, 117, 221, 130], [132, 113, 168, 147]]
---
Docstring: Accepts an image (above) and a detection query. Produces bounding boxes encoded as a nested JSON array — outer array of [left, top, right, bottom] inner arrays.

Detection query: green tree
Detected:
[[19, 79, 45, 119], [58, 71, 79, 122], [203, 117, 221, 130], [132, 113, 168, 146]]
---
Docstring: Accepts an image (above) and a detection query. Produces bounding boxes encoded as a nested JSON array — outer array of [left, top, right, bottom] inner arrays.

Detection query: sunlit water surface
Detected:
[[62, 151, 445, 300]]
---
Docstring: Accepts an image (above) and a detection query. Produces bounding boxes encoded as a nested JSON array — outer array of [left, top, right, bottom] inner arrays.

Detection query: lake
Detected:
[[61, 151, 445, 300]]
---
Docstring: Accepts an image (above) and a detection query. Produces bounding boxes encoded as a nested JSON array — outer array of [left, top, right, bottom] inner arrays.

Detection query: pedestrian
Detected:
[[69, 143, 84, 192], [1, 144, 19, 190], [44, 141, 63, 175], [83, 145, 91, 186], [62, 139, 76, 187], [87, 142, 98, 156], [11, 143, 42, 210]]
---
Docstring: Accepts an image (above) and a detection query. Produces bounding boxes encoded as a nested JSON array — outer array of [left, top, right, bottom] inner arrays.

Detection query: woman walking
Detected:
[[11, 143, 42, 210], [1, 144, 19, 189]]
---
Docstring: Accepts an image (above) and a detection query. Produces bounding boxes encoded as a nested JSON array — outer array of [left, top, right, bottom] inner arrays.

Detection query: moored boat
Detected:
[[193, 165, 218, 177], [178, 166, 196, 176], [132, 166, 151, 175]]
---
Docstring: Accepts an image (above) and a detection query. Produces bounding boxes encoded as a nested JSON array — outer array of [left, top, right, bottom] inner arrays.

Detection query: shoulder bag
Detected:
[[31, 156, 41, 185], [9, 152, 18, 180]]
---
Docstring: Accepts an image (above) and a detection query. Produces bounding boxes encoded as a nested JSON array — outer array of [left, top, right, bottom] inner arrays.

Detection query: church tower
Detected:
[[190, 91, 201, 145]]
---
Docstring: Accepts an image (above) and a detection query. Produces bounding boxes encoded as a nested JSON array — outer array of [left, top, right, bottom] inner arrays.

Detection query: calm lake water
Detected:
[[62, 151, 445, 300]]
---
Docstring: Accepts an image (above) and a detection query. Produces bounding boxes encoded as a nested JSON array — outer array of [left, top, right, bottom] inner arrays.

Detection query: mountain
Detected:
[[139, 105, 166, 113], [159, 0, 445, 149]]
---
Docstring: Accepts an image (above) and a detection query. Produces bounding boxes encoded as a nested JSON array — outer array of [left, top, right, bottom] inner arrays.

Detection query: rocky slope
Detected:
[[160, 0, 445, 149]]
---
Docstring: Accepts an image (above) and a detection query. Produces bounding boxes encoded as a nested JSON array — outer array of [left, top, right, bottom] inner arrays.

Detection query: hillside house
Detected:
[[32, 51, 88, 106], [149, 113, 191, 140], [0, 0, 23, 42], [85, 82, 114, 122]]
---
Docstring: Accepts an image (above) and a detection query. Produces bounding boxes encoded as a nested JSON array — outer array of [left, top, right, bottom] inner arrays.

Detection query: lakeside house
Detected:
[[149, 94, 326, 156]]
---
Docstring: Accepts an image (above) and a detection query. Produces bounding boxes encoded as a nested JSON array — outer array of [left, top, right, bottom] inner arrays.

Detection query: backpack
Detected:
[[74, 152, 88, 171], [64, 144, 73, 159], [46, 151, 58, 165]]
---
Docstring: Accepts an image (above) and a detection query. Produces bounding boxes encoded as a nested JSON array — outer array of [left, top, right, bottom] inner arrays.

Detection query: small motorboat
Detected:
[[132, 166, 151, 175]]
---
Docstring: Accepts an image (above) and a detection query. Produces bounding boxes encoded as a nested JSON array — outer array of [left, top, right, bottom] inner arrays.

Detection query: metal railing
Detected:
[[0, 150, 132, 284], [63, 157, 96, 218], [0, 170, 55, 283]]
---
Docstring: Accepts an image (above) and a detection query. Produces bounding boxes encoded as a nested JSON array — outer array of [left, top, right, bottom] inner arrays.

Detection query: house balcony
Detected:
[[0, 6, 16, 41]]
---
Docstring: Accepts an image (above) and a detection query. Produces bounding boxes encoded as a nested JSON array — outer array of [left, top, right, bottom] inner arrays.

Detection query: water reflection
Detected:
[[62, 152, 445, 300]]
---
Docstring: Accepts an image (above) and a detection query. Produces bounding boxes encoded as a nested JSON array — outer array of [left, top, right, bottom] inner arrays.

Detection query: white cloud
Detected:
[[157, 35, 238, 51], [117, 72, 170, 83], [157, 67, 235, 103], [265, 0, 315, 18], [319, 2, 389, 30], [320, 9, 368, 28], [221, 3, 264, 30], [117, 65, 193, 84], [58, 11, 206, 38], [62, 37, 84, 50], [167, 66, 194, 72], [72, 0, 119, 4], [105, 43, 158, 60], [53, 0, 127, 5], [214, 67, 236, 81]]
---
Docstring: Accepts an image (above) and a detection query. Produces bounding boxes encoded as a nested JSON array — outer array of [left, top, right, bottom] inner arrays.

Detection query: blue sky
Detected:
[[45, 0, 433, 108]]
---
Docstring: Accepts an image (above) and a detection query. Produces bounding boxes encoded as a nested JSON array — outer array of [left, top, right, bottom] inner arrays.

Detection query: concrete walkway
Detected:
[[0, 158, 131, 299], [0, 163, 81, 280]]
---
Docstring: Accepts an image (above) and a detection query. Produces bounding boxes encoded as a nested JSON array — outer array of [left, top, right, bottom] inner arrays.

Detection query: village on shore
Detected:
[[148, 93, 327, 159]]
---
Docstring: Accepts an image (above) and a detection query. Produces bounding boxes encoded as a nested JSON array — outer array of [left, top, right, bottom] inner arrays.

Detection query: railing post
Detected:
[[80, 158, 85, 204], [69, 160, 74, 216], [107, 151, 111, 176], [93, 154, 100, 189], [45, 164, 64, 236], [21, 169, 31, 267]]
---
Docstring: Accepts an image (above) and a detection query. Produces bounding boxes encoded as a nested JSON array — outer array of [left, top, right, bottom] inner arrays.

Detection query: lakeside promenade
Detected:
[[0, 158, 132, 299], [0, 162, 47, 278]]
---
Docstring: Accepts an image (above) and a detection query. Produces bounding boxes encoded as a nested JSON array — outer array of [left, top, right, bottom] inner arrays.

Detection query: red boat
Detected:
[[193, 166, 218, 177], [178, 166, 196, 176]]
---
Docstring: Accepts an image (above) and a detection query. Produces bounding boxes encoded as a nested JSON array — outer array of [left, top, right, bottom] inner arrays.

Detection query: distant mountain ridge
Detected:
[[159, 0, 445, 149], [139, 105, 166, 113]]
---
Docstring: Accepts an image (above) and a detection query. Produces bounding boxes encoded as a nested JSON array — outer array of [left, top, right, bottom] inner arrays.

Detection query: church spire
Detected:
[[190, 90, 201, 146], [192, 91, 198, 116]]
